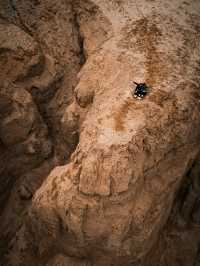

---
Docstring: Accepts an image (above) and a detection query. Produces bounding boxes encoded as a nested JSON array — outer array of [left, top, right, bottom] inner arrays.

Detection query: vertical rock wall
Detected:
[[0, 1, 200, 266]]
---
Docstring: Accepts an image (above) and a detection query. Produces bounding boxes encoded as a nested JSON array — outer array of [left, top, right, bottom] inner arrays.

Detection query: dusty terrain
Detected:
[[0, 0, 200, 265]]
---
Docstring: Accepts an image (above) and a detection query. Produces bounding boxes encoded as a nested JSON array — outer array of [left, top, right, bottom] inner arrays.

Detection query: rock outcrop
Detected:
[[0, 0, 200, 266]]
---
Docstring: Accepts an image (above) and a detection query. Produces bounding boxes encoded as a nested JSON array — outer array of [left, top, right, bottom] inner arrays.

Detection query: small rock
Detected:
[[18, 185, 32, 200]]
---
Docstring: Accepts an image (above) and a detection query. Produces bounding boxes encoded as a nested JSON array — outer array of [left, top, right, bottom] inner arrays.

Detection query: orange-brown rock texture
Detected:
[[0, 0, 200, 266]]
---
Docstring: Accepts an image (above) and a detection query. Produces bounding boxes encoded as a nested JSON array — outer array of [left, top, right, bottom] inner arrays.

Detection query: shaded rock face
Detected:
[[0, 82, 51, 209], [0, 0, 85, 261], [0, 0, 200, 266]]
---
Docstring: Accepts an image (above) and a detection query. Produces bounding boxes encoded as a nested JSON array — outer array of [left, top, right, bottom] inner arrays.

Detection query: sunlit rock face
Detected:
[[0, 0, 200, 266]]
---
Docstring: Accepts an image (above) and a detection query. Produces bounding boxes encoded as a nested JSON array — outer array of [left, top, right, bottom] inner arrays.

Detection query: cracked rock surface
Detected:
[[0, 0, 200, 266]]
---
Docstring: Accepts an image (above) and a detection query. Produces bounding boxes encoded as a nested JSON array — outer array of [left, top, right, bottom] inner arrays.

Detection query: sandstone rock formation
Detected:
[[0, 0, 200, 266]]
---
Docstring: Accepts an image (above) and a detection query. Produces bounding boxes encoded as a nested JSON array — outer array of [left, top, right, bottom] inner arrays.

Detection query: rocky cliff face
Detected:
[[0, 0, 200, 266]]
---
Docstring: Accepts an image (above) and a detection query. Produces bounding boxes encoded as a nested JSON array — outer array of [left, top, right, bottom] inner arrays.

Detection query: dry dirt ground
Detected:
[[0, 0, 200, 266]]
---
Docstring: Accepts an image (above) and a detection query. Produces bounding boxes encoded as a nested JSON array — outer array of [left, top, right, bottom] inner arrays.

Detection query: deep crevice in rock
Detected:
[[0, 1, 88, 264]]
